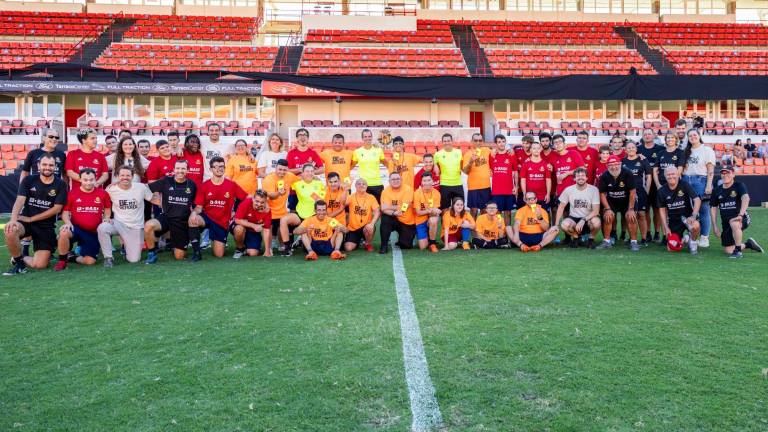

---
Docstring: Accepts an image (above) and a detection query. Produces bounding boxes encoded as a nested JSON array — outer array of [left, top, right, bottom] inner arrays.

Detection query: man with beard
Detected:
[[597, 155, 639, 251], [554, 167, 601, 248]]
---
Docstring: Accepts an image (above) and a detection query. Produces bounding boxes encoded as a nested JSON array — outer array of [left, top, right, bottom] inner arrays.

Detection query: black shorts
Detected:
[[721, 213, 750, 247], [668, 214, 693, 237], [607, 200, 630, 215], [345, 228, 365, 245], [634, 189, 648, 212], [648, 184, 659, 209], [440, 185, 465, 209], [367, 185, 384, 203], [563, 216, 591, 235], [288, 194, 298, 212], [271, 218, 280, 238], [492, 194, 517, 212], [155, 214, 189, 250], [21, 221, 56, 252], [467, 188, 491, 209]]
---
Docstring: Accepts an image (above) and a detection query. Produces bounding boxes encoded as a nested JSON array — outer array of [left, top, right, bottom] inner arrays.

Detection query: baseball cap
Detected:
[[720, 163, 735, 173], [607, 155, 622, 165], [667, 233, 683, 252]]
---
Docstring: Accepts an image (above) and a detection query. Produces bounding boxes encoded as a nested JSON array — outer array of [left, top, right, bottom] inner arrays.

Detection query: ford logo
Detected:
[[152, 84, 170, 92], [205, 84, 221, 92], [35, 83, 53, 90]]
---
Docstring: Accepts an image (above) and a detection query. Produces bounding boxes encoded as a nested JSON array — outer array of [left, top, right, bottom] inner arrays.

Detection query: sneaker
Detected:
[[330, 250, 346, 260], [378, 244, 389, 254], [553, 237, 561, 245], [698, 235, 710, 248], [653, 232, 660, 242], [587, 238, 596, 249], [745, 238, 763, 253], [3, 262, 27, 276], [520, 244, 530, 252], [190, 251, 202, 262], [596, 241, 613, 250], [729, 250, 743, 259], [233, 249, 245, 259], [66, 252, 78, 263], [120, 246, 126, 257], [163, 242, 173, 252], [659, 236, 667, 246], [200, 240, 211, 250], [281, 247, 293, 257], [499, 242, 511, 249], [364, 244, 374, 253], [630, 242, 640, 252], [640, 240, 648, 248], [54, 260, 67, 271], [530, 244, 542, 252], [609, 236, 617, 246], [682, 234, 690, 245], [305, 251, 318, 261], [145, 251, 159, 265], [428, 244, 439, 253], [103, 257, 114, 268], [461, 241, 471, 250]]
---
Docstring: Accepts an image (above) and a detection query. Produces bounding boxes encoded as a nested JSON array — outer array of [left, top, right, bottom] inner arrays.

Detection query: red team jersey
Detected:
[[195, 178, 248, 228], [413, 168, 440, 191], [513, 147, 531, 164], [489, 151, 517, 195], [234, 197, 272, 230], [65, 149, 108, 189], [146, 155, 177, 182], [64, 187, 111, 231], [181, 150, 205, 187], [520, 158, 552, 200], [286, 148, 323, 170], [552, 150, 585, 195], [572, 146, 599, 183], [594, 160, 609, 182]]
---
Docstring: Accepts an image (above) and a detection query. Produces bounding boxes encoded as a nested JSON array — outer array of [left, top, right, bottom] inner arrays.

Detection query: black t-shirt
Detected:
[[710, 182, 748, 221], [621, 157, 651, 192], [656, 181, 697, 219], [655, 148, 685, 186], [598, 167, 636, 204], [18, 174, 67, 228], [637, 144, 664, 169], [149, 176, 197, 220], [22, 148, 67, 179]]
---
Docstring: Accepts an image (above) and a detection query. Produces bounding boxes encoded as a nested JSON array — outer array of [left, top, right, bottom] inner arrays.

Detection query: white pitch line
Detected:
[[391, 245, 443, 432]]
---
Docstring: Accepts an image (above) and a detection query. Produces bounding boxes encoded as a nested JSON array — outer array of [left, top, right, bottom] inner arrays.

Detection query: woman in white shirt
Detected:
[[106, 136, 150, 184], [257, 133, 287, 178], [682, 128, 716, 246]]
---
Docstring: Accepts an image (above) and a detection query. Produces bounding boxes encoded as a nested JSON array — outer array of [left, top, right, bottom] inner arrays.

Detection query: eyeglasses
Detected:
[[525, 196, 537, 201], [47, 135, 59, 139]]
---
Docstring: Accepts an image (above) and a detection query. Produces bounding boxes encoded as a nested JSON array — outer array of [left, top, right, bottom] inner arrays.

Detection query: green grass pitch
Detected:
[[1, 210, 767, 431]]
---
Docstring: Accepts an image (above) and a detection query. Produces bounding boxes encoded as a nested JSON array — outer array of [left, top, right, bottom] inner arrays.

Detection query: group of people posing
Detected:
[[3, 123, 763, 275]]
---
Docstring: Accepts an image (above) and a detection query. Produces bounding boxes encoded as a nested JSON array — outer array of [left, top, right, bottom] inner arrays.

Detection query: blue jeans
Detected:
[[682, 175, 711, 236]]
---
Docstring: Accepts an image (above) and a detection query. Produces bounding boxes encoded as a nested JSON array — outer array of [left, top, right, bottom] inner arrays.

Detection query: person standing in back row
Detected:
[[682, 128, 716, 248], [352, 129, 386, 202], [462, 133, 492, 218], [434, 133, 464, 209]]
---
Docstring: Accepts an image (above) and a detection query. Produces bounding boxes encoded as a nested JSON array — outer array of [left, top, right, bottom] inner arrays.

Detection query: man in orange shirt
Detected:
[[472, 201, 509, 249], [413, 173, 442, 252], [386, 136, 420, 189], [509, 191, 559, 252], [462, 132, 492, 218], [379, 172, 415, 254], [441, 197, 475, 250], [262, 159, 298, 251], [324, 172, 347, 225], [344, 178, 380, 252], [294, 200, 347, 260], [320, 134, 353, 184]]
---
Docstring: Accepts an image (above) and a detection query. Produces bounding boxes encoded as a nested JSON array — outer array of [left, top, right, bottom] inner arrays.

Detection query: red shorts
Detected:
[[447, 232, 462, 243]]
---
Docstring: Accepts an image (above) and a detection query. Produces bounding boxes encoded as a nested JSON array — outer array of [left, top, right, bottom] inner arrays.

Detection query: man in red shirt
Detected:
[[65, 128, 109, 189], [513, 135, 534, 163], [286, 128, 323, 212], [233, 190, 273, 258], [181, 134, 204, 188], [571, 130, 598, 183], [610, 135, 627, 159], [520, 142, 553, 208], [146, 140, 177, 183], [413, 153, 440, 191], [55, 168, 111, 270], [489, 134, 518, 224], [551, 134, 585, 199], [189, 156, 248, 259]]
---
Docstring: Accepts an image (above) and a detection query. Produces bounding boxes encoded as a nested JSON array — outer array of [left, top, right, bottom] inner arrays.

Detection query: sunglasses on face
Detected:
[[47, 135, 59, 139], [525, 197, 537, 201]]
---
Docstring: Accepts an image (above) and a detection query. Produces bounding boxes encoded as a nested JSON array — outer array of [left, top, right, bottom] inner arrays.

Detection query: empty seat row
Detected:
[[94, 43, 278, 72], [298, 47, 467, 76], [84, 119, 272, 136], [632, 22, 768, 46], [485, 49, 654, 77], [124, 15, 256, 41], [305, 28, 453, 44]]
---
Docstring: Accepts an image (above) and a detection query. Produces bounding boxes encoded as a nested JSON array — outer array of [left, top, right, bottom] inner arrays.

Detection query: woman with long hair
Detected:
[[653, 132, 685, 191], [682, 128, 716, 247], [225, 139, 258, 195], [441, 197, 475, 251], [107, 136, 148, 183], [257, 133, 287, 177]]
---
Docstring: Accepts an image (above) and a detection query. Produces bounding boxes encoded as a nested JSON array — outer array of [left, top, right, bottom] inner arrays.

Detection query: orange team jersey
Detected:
[[475, 213, 505, 240], [345, 192, 380, 231], [442, 211, 475, 235], [380, 185, 415, 225], [320, 149, 354, 182], [225, 154, 259, 195], [299, 215, 337, 241], [262, 172, 298, 219], [413, 188, 441, 225], [515, 204, 550, 234], [325, 186, 347, 224], [387, 152, 420, 188], [462, 147, 492, 190]]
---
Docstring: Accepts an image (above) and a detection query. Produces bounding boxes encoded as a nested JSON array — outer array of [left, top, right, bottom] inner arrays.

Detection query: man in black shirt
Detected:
[[597, 155, 638, 251], [144, 159, 198, 263], [622, 142, 652, 246], [3, 154, 67, 275], [710, 164, 763, 258], [20, 128, 66, 181], [656, 166, 701, 254], [637, 129, 665, 243]]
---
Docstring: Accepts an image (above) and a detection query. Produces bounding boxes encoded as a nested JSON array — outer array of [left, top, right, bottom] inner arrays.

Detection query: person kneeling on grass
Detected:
[[442, 197, 475, 250], [554, 168, 601, 248], [232, 190, 273, 258], [509, 192, 559, 252], [344, 178, 380, 253], [413, 173, 442, 253], [709, 163, 763, 258], [55, 168, 111, 270], [657, 166, 701, 255], [293, 200, 348, 261], [472, 201, 509, 249]]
